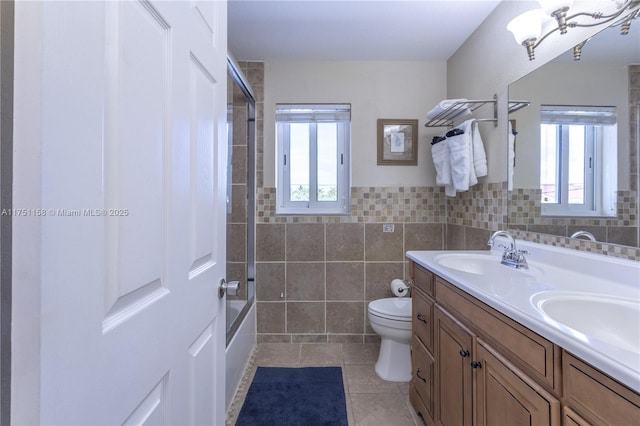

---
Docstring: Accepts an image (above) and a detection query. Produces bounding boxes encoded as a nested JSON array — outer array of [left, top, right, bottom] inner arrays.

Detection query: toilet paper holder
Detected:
[[391, 278, 413, 297]]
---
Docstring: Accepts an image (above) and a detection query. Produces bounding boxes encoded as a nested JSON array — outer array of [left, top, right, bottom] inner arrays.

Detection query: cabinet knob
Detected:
[[471, 361, 482, 369], [416, 313, 427, 324], [459, 350, 470, 358]]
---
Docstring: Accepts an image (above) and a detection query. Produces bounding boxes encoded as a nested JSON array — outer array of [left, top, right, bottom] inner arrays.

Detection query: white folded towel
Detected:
[[447, 129, 475, 192], [431, 118, 488, 197], [426, 99, 471, 121], [431, 140, 451, 187], [470, 120, 487, 178]]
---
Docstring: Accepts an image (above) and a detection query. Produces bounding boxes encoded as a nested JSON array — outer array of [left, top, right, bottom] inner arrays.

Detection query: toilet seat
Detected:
[[368, 298, 411, 322]]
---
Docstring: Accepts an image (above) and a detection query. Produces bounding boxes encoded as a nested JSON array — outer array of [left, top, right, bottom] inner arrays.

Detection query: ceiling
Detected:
[[228, 0, 502, 61]]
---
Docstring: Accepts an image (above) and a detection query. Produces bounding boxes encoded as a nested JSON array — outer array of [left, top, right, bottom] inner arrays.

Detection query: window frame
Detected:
[[276, 104, 351, 215], [539, 105, 617, 217]]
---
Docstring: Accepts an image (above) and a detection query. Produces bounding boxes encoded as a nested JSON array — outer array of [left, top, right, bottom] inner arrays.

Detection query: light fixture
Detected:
[[507, 0, 640, 60]]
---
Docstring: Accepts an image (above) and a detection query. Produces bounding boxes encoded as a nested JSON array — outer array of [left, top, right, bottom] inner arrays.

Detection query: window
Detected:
[[540, 105, 617, 217], [276, 104, 351, 215]]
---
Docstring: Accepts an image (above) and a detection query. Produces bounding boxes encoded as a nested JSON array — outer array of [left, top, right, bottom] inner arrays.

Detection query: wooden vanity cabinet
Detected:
[[410, 261, 561, 426], [409, 260, 640, 426]]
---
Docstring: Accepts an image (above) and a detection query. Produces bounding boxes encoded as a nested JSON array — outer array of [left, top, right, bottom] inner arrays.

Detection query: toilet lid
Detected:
[[368, 297, 412, 321]]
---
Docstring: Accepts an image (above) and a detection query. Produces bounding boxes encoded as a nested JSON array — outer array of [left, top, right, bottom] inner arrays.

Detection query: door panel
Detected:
[[13, 1, 228, 423], [104, 0, 170, 329], [474, 339, 560, 426], [189, 54, 217, 276]]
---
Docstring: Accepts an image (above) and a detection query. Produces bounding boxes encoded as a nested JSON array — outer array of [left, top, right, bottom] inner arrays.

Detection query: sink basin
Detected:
[[434, 253, 541, 276], [532, 292, 640, 354]]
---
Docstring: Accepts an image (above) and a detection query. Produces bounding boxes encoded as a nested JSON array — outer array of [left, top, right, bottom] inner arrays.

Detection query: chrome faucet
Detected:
[[570, 230, 596, 242], [487, 230, 529, 269]]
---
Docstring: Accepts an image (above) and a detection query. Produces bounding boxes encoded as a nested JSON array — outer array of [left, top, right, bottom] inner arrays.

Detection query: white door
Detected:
[[12, 1, 228, 424]]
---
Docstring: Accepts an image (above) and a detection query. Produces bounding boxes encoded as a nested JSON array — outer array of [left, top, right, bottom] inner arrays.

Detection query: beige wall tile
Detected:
[[608, 226, 639, 247], [231, 145, 247, 185], [286, 223, 325, 261], [326, 223, 364, 261], [287, 302, 325, 334], [326, 262, 365, 301], [446, 223, 465, 250], [255, 262, 284, 301], [327, 302, 364, 334], [256, 223, 285, 261], [365, 223, 403, 261], [257, 302, 285, 333], [227, 223, 246, 262], [405, 223, 444, 251], [466, 226, 492, 250], [365, 263, 404, 301], [286, 262, 325, 301]]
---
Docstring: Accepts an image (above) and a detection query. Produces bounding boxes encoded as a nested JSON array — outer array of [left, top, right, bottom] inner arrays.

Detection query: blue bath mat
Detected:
[[236, 366, 348, 426]]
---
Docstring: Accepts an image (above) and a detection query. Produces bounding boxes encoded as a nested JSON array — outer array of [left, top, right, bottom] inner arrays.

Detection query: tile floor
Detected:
[[226, 343, 424, 426]]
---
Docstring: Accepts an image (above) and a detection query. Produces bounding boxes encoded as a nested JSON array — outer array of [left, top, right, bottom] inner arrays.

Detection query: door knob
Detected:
[[218, 279, 240, 298]]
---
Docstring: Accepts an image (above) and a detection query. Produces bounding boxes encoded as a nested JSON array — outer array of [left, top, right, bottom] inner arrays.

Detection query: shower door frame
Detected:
[[226, 56, 256, 345]]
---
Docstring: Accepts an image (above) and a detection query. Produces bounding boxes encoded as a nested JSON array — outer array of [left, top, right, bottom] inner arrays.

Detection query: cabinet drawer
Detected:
[[411, 337, 434, 420], [563, 351, 640, 425], [413, 263, 433, 296], [435, 277, 559, 392], [413, 287, 433, 352]]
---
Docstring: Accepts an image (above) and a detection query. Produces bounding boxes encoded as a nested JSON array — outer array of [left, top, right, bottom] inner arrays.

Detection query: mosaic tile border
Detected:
[[510, 229, 640, 260], [256, 186, 448, 224], [509, 188, 637, 228]]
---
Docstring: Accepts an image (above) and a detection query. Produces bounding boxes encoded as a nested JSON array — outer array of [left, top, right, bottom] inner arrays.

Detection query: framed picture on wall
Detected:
[[377, 119, 418, 165]]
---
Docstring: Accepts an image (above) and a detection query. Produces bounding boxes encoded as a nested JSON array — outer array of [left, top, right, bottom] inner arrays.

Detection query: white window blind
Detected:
[[275, 104, 351, 123], [540, 105, 616, 126]]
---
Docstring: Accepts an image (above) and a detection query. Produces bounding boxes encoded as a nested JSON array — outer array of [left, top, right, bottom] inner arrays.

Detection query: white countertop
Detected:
[[406, 240, 640, 393]]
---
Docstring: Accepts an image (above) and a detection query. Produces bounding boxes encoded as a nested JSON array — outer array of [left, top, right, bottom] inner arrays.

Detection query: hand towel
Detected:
[[470, 120, 487, 178], [426, 99, 471, 121], [447, 129, 475, 192], [431, 138, 452, 187]]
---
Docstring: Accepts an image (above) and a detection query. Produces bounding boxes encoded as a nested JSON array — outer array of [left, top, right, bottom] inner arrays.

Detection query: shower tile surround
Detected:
[[238, 61, 640, 344]]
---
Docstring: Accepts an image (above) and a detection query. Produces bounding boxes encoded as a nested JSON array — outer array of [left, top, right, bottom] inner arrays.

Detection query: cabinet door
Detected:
[[434, 306, 474, 426], [474, 339, 560, 426]]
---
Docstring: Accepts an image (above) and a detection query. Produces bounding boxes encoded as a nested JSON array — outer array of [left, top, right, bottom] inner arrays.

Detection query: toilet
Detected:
[[367, 297, 412, 382]]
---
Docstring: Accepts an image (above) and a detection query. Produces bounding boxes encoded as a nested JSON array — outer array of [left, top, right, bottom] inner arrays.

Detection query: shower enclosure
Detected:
[[225, 56, 256, 410], [226, 56, 255, 340]]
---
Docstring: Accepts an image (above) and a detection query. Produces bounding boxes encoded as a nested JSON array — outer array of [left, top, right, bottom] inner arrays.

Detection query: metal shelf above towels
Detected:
[[425, 94, 498, 128], [508, 100, 531, 114], [424, 95, 531, 129]]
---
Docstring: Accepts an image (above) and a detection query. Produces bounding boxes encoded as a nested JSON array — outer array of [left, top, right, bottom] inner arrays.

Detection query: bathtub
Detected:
[[225, 300, 256, 412]]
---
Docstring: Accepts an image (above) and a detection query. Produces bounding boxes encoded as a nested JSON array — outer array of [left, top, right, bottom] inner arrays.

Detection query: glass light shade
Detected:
[[537, 0, 574, 15], [507, 9, 544, 44]]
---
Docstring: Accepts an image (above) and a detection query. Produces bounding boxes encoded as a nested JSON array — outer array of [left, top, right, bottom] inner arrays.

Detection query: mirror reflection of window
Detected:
[[539, 105, 617, 217]]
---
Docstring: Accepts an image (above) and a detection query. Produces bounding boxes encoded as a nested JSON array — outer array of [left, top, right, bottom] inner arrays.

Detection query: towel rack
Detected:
[[425, 94, 498, 128], [424, 95, 531, 128], [508, 100, 530, 114]]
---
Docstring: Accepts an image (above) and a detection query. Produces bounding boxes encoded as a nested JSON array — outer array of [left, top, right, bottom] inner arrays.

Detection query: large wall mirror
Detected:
[[508, 22, 639, 248]]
